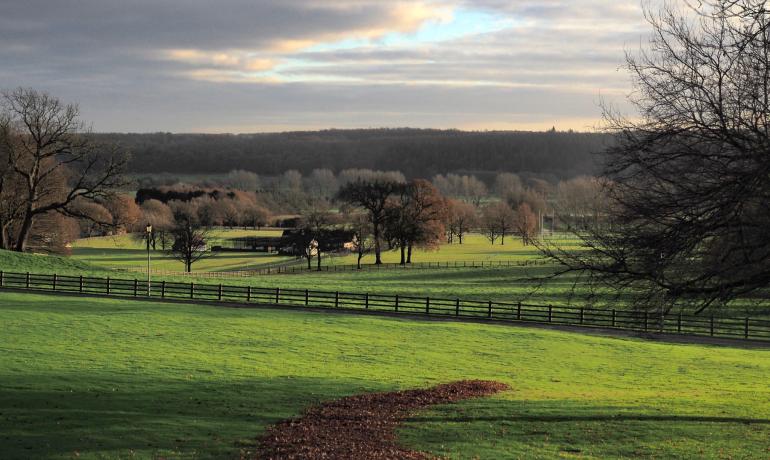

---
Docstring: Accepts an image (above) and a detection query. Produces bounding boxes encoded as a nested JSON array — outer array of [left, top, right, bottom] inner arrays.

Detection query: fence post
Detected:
[[745, 317, 749, 339], [190, 282, 194, 299], [579, 308, 584, 325], [548, 304, 552, 323], [426, 297, 430, 314], [0, 270, 4, 287], [710, 316, 714, 336], [659, 314, 665, 333], [365, 293, 369, 309], [611, 309, 616, 327], [517, 301, 522, 320], [395, 295, 399, 312], [26, 272, 30, 289], [455, 298, 460, 316], [52, 274, 57, 291], [133, 279, 138, 297], [218, 284, 223, 301], [106, 277, 110, 295], [305, 289, 309, 306], [275, 288, 280, 304], [79, 275, 83, 293], [161, 281, 166, 299], [246, 286, 251, 302], [678, 313, 682, 333], [488, 300, 492, 318]]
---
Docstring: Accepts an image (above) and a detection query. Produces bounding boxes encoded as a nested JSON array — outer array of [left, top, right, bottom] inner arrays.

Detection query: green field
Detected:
[[328, 233, 560, 265], [71, 229, 291, 273], [6, 245, 769, 318], [0, 291, 768, 459]]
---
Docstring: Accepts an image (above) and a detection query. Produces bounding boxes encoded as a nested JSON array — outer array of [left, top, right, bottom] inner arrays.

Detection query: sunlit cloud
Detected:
[[0, 0, 653, 132]]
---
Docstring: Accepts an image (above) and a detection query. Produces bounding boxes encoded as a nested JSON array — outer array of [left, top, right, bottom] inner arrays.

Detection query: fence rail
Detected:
[[1, 270, 769, 342]]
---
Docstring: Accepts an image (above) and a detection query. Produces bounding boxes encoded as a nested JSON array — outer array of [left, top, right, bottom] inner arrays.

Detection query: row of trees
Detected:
[[97, 128, 607, 179]]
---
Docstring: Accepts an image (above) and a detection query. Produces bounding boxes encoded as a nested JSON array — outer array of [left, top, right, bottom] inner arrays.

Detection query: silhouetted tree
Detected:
[[543, 1, 770, 312], [168, 203, 210, 272], [336, 180, 405, 264]]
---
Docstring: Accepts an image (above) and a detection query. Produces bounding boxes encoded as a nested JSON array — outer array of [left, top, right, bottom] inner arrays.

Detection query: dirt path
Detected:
[[253, 380, 509, 459]]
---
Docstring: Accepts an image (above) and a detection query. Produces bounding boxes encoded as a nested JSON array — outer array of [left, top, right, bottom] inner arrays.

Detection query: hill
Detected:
[[0, 249, 100, 274], [1, 292, 768, 458]]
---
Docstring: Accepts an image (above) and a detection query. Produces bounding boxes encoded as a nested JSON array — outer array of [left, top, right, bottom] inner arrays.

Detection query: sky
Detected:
[[0, 0, 652, 133]]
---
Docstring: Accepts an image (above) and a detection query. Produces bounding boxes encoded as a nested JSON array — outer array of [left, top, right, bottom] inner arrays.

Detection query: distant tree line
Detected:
[[96, 129, 610, 179]]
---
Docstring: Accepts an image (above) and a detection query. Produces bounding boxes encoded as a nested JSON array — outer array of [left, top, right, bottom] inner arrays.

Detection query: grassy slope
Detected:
[[0, 292, 769, 459]]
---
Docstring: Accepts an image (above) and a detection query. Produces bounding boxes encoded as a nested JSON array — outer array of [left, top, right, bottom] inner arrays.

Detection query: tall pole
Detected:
[[146, 223, 152, 296]]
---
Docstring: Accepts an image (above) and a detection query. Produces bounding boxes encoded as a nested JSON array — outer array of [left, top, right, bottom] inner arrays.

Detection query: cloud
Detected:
[[0, 0, 651, 131]]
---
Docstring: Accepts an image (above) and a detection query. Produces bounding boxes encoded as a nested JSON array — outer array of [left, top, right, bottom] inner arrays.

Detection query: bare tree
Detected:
[[385, 179, 448, 264], [447, 199, 478, 244], [346, 212, 374, 269], [168, 203, 210, 272], [140, 199, 174, 250], [513, 202, 538, 245], [299, 201, 336, 270], [0, 88, 127, 251], [336, 179, 405, 264], [543, 1, 770, 312], [481, 202, 515, 245]]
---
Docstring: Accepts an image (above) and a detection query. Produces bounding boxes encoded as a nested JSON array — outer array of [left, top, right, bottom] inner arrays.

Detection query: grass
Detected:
[[3, 248, 769, 319], [70, 229, 291, 272], [329, 233, 553, 265], [0, 291, 768, 459]]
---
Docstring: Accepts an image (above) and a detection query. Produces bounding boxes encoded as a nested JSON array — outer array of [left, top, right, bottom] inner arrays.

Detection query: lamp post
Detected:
[[146, 223, 152, 296]]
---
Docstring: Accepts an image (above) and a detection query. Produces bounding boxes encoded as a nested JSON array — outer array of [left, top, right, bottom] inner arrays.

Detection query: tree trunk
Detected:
[[357, 251, 363, 269], [406, 243, 413, 264], [316, 251, 321, 271], [13, 208, 34, 252], [374, 225, 382, 264], [399, 244, 406, 265], [458, 231, 464, 244], [307, 255, 312, 269]]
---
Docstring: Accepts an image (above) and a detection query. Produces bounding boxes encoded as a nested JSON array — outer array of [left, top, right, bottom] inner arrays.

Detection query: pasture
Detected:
[[1, 292, 769, 459], [71, 229, 291, 273]]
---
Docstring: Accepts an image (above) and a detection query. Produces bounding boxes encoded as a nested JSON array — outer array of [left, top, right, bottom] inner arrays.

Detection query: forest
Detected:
[[96, 129, 610, 179]]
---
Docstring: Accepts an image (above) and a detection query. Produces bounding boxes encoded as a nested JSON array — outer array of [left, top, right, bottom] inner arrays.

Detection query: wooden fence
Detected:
[[1, 270, 769, 342]]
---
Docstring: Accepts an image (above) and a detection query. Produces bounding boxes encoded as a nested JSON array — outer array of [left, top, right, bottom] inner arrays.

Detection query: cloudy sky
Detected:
[[0, 0, 651, 133]]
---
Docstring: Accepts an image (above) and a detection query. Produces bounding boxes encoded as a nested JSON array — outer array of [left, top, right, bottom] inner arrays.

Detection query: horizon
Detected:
[[1, 0, 648, 133]]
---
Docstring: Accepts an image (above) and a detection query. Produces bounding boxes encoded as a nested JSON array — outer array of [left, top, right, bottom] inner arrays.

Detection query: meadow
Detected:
[[0, 291, 768, 459], [71, 229, 291, 272]]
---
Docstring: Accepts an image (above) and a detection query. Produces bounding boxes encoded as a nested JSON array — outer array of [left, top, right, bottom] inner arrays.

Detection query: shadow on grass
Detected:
[[0, 375, 387, 459]]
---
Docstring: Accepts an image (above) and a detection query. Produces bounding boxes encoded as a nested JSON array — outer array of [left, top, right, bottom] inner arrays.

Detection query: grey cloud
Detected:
[[0, 0, 647, 131]]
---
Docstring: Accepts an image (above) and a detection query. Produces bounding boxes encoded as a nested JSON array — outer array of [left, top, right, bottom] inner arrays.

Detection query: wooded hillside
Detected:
[[97, 129, 610, 179]]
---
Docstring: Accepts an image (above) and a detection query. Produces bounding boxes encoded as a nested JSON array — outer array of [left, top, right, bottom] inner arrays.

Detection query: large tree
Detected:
[[545, 1, 770, 312], [386, 179, 448, 264], [336, 179, 405, 264], [0, 88, 126, 251]]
